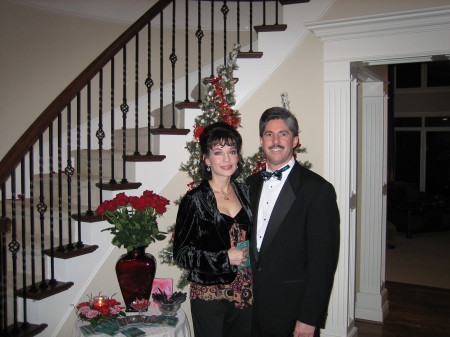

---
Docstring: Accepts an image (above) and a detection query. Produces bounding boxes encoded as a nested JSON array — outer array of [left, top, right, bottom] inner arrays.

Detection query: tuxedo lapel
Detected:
[[259, 163, 301, 254]]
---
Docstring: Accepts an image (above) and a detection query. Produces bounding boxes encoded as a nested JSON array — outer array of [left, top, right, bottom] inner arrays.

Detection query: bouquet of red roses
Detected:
[[97, 190, 169, 251]]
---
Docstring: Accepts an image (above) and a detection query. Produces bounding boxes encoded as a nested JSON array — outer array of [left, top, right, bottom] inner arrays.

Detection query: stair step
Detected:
[[150, 127, 190, 135], [43, 243, 98, 259], [124, 154, 166, 162], [175, 101, 201, 109], [71, 213, 104, 223], [237, 51, 263, 59], [6, 322, 48, 337], [17, 280, 74, 300], [95, 181, 142, 191], [279, 0, 310, 4], [254, 24, 287, 33]]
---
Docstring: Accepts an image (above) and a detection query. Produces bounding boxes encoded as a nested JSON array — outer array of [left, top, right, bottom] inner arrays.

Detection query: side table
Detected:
[[73, 308, 191, 337]]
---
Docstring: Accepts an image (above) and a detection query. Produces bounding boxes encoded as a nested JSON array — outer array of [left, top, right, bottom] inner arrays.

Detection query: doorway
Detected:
[[385, 60, 450, 290]]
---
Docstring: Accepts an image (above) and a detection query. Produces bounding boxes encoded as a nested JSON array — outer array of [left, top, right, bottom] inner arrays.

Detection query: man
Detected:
[[246, 107, 340, 337]]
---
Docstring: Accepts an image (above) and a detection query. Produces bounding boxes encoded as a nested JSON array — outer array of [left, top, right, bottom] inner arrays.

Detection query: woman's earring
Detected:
[[207, 166, 211, 172]]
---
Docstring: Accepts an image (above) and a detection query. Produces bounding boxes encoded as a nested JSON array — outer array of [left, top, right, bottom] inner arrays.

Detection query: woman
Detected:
[[173, 121, 253, 337]]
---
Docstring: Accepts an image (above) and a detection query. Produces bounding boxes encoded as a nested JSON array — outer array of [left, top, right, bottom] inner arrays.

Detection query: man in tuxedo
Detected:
[[246, 107, 340, 337]]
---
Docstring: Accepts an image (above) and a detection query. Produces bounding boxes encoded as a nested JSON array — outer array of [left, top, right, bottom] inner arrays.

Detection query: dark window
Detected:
[[425, 117, 450, 127], [394, 131, 420, 185], [426, 132, 450, 197], [396, 63, 421, 88], [394, 117, 422, 127], [427, 61, 450, 87]]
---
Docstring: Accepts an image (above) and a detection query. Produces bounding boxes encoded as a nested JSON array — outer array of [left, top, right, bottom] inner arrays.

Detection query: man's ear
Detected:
[[293, 136, 299, 148]]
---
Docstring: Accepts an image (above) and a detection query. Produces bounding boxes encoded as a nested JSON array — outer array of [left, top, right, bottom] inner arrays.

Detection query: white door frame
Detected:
[[307, 6, 450, 337]]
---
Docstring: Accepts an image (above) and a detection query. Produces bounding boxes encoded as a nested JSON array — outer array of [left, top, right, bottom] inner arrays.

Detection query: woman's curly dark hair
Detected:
[[199, 121, 243, 181]]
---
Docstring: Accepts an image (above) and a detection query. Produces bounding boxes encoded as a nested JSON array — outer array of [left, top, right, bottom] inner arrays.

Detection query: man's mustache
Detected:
[[268, 145, 285, 150]]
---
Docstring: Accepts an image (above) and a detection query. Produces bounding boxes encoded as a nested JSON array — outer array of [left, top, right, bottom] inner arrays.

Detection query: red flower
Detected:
[[114, 193, 129, 206], [106, 298, 119, 306], [98, 306, 111, 316], [128, 196, 146, 211], [155, 205, 167, 214], [194, 126, 205, 139], [76, 302, 90, 310]]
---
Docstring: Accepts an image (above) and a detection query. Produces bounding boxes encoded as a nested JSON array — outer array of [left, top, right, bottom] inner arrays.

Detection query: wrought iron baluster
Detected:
[[222, 1, 229, 65], [120, 46, 129, 184], [9, 170, 19, 331], [196, 0, 204, 102], [110, 57, 117, 185], [237, 0, 241, 47], [48, 123, 56, 284], [1, 184, 7, 332], [170, 1, 177, 129], [65, 105, 74, 250], [86, 82, 94, 216], [159, 7, 164, 128], [146, 23, 154, 155], [134, 33, 140, 155], [28, 147, 37, 291], [210, 1, 215, 78], [57, 112, 64, 252], [97, 69, 105, 203], [184, 0, 190, 103], [76, 94, 84, 248], [37, 135, 47, 289], [20, 159, 29, 327], [275, 0, 280, 25], [262, 0, 267, 26], [249, 0, 254, 52]]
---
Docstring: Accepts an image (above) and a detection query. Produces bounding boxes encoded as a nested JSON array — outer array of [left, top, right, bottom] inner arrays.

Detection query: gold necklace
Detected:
[[213, 189, 231, 200]]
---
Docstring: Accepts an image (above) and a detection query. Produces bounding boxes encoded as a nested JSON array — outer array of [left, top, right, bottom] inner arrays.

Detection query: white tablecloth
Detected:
[[73, 308, 191, 337]]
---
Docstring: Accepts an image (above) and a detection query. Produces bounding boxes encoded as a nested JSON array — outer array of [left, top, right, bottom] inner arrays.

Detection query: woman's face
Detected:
[[204, 142, 239, 179]]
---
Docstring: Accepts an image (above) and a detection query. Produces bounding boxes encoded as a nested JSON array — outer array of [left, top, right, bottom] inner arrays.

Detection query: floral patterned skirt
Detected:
[[190, 268, 253, 309]]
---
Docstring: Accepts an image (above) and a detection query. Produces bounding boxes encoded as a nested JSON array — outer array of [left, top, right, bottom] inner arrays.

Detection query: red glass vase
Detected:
[[115, 246, 156, 312]]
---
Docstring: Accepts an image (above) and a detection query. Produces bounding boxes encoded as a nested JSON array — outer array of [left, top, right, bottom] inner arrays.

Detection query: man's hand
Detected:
[[293, 321, 315, 337]]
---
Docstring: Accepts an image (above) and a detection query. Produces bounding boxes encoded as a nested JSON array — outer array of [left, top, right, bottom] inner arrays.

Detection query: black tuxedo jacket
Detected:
[[246, 162, 340, 334]]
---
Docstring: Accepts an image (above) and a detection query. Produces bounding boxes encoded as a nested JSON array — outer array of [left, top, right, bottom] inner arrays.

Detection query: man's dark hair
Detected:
[[259, 107, 299, 137]]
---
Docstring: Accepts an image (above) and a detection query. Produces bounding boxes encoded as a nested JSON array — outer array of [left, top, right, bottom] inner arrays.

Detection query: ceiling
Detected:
[[10, 0, 159, 23]]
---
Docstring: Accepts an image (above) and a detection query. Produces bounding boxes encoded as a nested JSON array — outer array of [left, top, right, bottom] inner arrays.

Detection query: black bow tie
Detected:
[[261, 165, 290, 181]]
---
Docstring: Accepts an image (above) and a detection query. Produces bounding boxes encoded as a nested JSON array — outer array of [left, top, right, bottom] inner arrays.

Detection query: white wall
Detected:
[[0, 1, 130, 159]]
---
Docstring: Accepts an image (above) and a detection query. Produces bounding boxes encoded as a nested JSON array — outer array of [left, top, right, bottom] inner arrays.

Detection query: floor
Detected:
[[386, 231, 450, 289], [355, 281, 450, 337], [355, 231, 450, 337]]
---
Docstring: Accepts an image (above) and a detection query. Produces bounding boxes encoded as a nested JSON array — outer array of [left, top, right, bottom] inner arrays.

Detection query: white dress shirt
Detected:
[[256, 157, 296, 251]]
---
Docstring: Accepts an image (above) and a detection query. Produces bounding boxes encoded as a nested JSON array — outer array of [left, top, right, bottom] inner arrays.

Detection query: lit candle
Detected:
[[92, 296, 109, 310]]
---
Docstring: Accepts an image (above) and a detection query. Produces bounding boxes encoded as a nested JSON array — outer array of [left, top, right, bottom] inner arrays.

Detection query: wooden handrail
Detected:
[[0, 0, 173, 186]]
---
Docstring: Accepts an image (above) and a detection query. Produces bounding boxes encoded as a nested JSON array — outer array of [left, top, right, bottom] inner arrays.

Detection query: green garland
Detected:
[[158, 44, 311, 289]]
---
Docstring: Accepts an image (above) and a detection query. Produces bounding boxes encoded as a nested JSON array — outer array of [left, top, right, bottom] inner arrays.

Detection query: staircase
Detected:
[[0, 0, 332, 336]]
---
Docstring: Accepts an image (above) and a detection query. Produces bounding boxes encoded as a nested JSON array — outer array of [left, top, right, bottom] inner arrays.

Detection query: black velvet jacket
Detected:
[[173, 180, 252, 285]]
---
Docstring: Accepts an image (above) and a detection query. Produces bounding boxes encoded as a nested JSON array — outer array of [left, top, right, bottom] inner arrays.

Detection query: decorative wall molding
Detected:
[[306, 6, 450, 42]]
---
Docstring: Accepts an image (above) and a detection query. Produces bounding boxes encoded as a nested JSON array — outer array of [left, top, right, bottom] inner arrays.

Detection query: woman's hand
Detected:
[[228, 246, 248, 266]]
